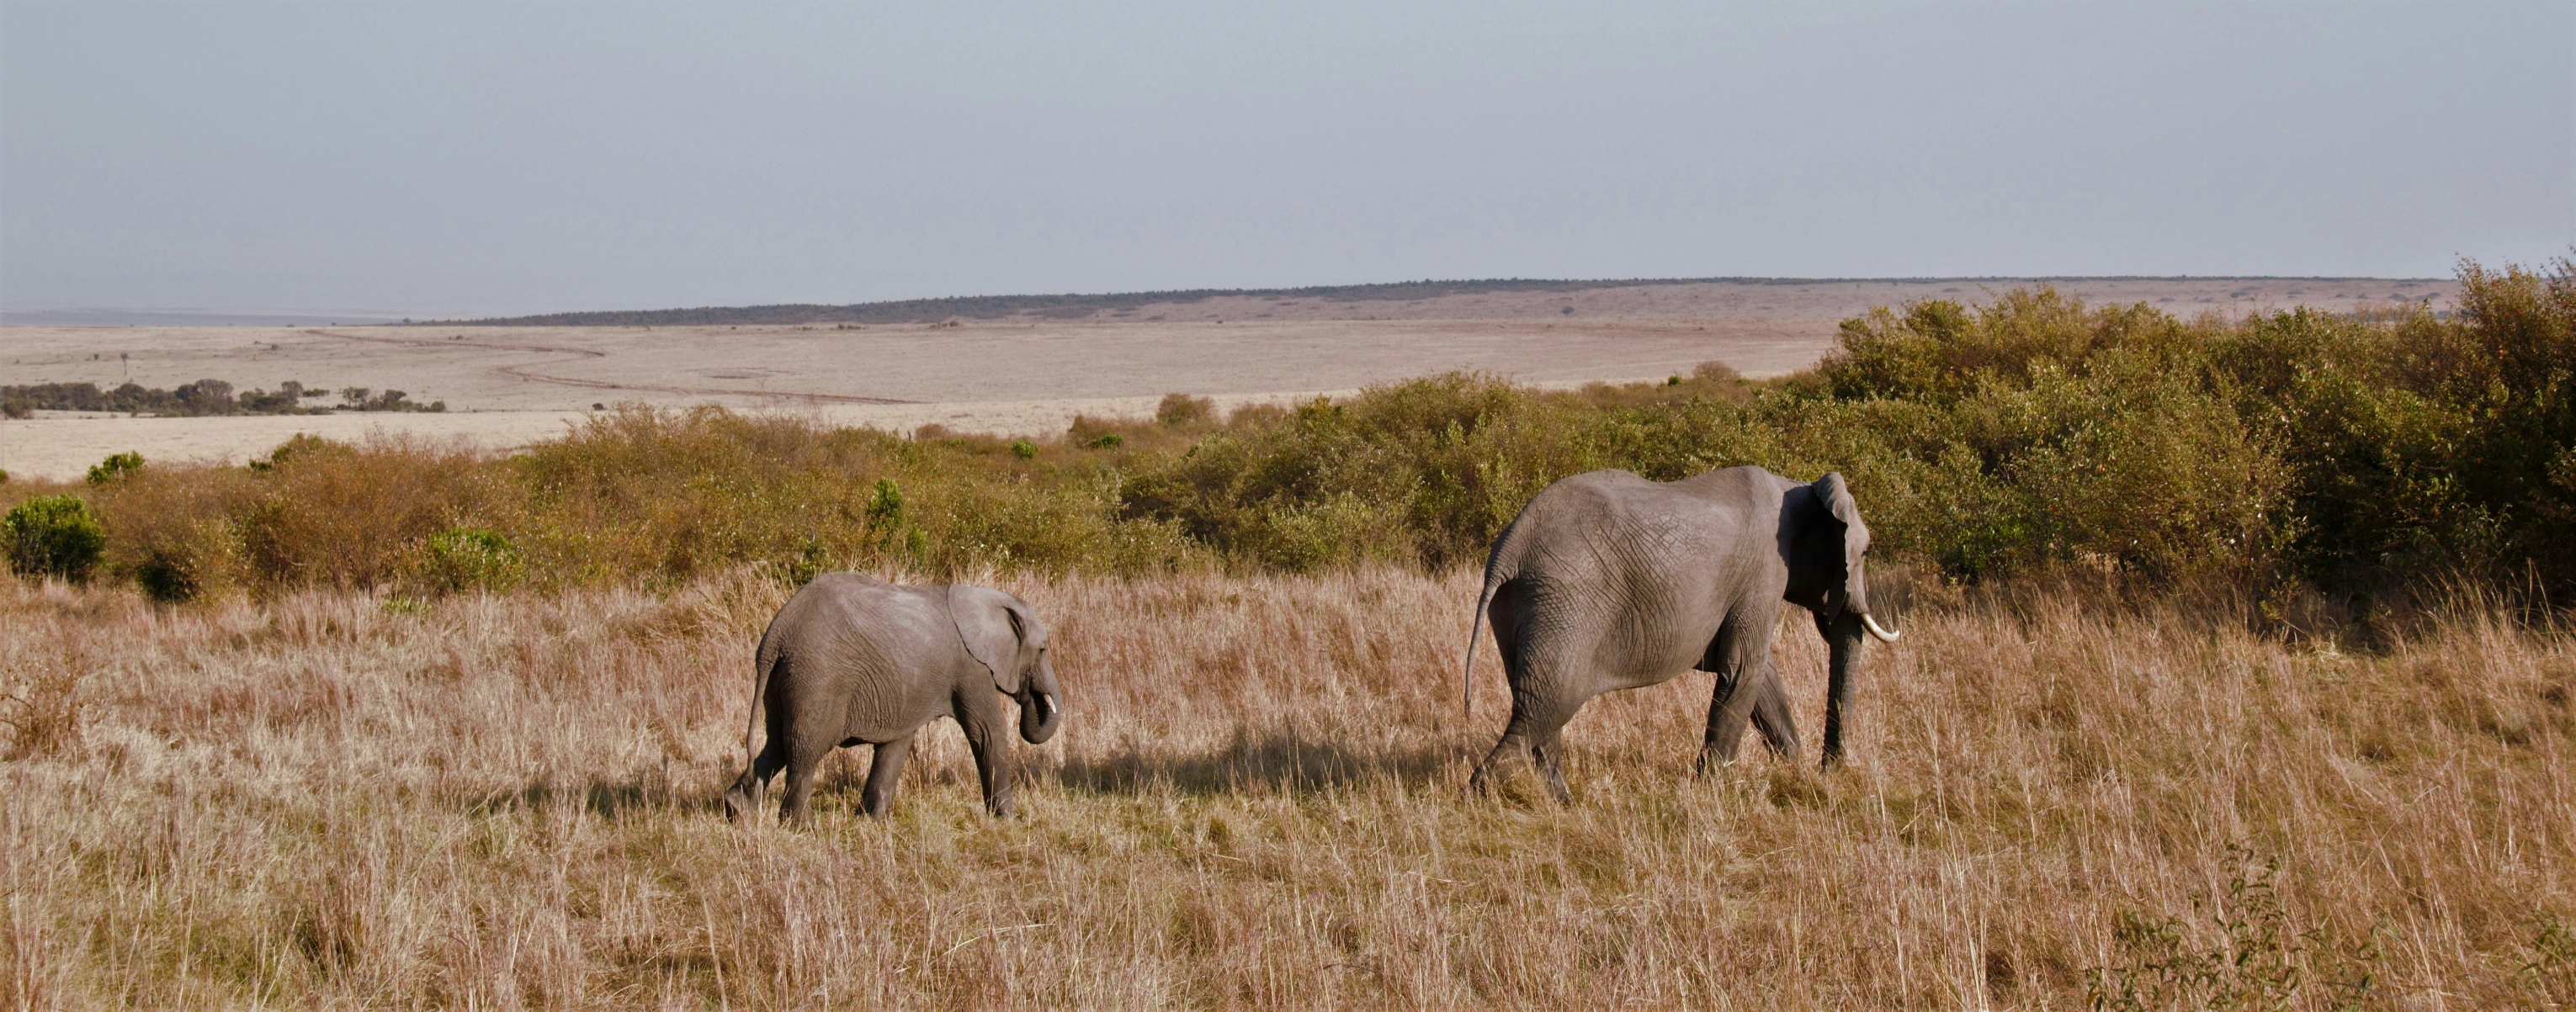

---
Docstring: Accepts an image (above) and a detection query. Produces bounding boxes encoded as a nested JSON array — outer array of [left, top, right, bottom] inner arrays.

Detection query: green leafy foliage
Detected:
[[420, 527, 524, 595], [85, 452, 143, 485], [3, 495, 108, 583]]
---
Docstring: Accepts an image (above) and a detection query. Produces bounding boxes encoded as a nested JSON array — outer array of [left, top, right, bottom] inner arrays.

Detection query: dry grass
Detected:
[[2, 568, 2571, 1009]]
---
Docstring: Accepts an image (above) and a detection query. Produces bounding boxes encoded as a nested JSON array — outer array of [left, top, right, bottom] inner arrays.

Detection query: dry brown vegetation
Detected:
[[4, 566, 2571, 1009]]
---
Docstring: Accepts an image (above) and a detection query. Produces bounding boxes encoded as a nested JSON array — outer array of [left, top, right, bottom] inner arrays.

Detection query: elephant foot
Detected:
[[1471, 762, 1561, 807]]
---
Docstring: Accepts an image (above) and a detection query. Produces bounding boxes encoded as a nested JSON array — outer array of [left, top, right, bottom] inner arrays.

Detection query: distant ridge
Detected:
[[428, 275, 2439, 327]]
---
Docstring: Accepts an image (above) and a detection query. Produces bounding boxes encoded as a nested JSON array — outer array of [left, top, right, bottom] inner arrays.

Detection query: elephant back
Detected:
[[762, 575, 950, 677]]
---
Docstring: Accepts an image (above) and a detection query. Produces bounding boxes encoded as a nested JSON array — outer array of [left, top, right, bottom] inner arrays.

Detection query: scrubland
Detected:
[[3, 567, 2572, 1009], [5, 260, 2575, 1008]]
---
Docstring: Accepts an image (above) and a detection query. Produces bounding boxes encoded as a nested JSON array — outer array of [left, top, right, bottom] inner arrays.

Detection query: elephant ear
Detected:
[[1814, 472, 1873, 614], [948, 585, 1029, 695]]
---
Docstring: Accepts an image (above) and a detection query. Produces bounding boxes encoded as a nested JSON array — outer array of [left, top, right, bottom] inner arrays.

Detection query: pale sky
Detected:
[[3, 1, 2568, 317]]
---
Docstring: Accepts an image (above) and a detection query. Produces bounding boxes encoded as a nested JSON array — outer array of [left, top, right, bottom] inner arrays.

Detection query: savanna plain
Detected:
[[3, 267, 2572, 1009]]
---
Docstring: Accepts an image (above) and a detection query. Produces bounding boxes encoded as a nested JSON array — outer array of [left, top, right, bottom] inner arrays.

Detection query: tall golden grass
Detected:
[[3, 568, 2568, 1008]]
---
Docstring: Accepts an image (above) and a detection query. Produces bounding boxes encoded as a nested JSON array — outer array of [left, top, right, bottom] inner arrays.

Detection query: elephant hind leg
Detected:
[[722, 739, 789, 824], [1471, 597, 1585, 804], [1472, 692, 1581, 803], [1529, 725, 1574, 803], [775, 737, 837, 826]]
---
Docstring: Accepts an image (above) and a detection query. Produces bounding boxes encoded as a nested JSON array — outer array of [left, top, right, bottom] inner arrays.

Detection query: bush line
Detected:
[[3, 260, 2570, 610]]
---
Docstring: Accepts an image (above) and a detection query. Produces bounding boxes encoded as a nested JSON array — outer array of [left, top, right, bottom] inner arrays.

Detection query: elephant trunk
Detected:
[[1018, 654, 1064, 744], [1819, 609, 1867, 770]]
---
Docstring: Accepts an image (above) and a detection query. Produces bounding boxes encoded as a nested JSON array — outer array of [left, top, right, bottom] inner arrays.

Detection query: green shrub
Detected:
[[4, 495, 107, 582], [867, 476, 908, 528], [1011, 440, 1038, 459], [1087, 433, 1125, 450], [420, 527, 524, 594], [86, 452, 143, 485]]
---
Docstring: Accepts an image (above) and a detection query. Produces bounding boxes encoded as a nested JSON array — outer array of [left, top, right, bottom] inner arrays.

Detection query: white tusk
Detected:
[[1861, 612, 1902, 643]]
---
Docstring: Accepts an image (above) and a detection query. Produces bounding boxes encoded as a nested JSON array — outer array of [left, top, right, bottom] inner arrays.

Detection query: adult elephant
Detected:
[[723, 574, 1064, 824], [1463, 467, 1899, 800]]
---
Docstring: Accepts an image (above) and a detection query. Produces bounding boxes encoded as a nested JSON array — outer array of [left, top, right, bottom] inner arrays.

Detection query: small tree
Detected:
[[3, 495, 107, 582], [864, 479, 927, 559], [85, 452, 143, 485], [866, 479, 907, 530]]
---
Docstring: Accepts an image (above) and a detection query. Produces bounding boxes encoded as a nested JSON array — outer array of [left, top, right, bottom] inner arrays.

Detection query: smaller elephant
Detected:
[[723, 574, 1064, 823]]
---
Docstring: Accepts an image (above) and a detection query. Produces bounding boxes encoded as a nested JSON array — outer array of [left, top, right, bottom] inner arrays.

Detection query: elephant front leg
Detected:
[[1700, 661, 1801, 771], [956, 692, 1018, 817], [1746, 663, 1803, 762], [1700, 659, 1803, 767], [1697, 669, 1755, 773], [860, 734, 915, 818]]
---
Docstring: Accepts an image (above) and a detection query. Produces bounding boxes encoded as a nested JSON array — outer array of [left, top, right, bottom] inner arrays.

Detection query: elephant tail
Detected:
[[741, 638, 783, 771], [1463, 522, 1522, 718]]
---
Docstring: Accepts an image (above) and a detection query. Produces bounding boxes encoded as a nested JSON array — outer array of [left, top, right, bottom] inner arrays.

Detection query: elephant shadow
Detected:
[[1044, 727, 1463, 797], [454, 766, 709, 820]]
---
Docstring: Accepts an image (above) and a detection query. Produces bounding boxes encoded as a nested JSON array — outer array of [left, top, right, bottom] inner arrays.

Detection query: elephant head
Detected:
[[1781, 472, 1899, 766], [1782, 472, 1900, 642], [948, 586, 1065, 744]]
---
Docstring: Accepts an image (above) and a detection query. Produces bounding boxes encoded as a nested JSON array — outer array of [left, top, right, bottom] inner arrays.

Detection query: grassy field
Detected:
[[4, 567, 2570, 1009]]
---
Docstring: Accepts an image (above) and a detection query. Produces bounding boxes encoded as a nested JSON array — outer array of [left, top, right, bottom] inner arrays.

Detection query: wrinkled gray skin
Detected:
[[723, 574, 1064, 824], [1464, 467, 1896, 801]]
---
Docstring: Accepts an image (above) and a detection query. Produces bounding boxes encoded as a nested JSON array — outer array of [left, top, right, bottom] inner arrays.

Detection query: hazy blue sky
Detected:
[[3, 2, 2568, 316]]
